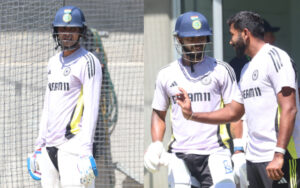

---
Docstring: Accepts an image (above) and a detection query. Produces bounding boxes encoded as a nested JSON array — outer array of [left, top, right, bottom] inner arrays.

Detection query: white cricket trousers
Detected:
[[168, 148, 236, 188], [39, 147, 95, 188]]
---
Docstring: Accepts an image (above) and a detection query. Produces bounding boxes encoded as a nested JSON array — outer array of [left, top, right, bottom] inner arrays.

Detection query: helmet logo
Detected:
[[190, 16, 202, 30], [192, 20, 201, 30], [63, 14, 72, 23], [63, 9, 72, 23]]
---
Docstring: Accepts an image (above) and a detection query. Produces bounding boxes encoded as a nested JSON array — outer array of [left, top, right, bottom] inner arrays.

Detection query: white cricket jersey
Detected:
[[152, 56, 242, 155], [240, 43, 300, 162], [35, 47, 102, 155]]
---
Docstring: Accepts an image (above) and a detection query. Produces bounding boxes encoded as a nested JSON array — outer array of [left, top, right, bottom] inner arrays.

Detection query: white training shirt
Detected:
[[35, 47, 102, 155], [152, 56, 242, 155], [240, 43, 300, 162]]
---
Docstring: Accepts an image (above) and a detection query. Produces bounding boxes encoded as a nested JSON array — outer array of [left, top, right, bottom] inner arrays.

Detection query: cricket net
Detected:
[[0, 0, 143, 187]]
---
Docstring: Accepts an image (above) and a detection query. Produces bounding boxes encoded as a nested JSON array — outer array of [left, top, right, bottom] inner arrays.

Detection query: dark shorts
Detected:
[[176, 153, 213, 188], [247, 157, 300, 188]]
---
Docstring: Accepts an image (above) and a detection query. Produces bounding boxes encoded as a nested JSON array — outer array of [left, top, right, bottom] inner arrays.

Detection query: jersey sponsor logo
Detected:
[[242, 87, 261, 99], [48, 82, 70, 91], [252, 69, 258, 80], [171, 92, 211, 104], [63, 67, 71, 76], [277, 177, 288, 184], [170, 81, 178, 87]]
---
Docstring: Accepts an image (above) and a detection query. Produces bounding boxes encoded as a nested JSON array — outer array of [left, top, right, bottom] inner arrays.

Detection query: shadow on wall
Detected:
[[122, 176, 143, 188]]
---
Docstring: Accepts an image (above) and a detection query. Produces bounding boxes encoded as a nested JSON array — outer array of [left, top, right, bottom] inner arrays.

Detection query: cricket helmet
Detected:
[[52, 6, 87, 51]]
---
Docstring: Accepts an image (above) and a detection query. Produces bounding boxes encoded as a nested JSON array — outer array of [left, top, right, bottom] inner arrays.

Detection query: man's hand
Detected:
[[266, 153, 284, 180], [232, 152, 248, 186], [144, 141, 167, 173], [176, 87, 193, 120]]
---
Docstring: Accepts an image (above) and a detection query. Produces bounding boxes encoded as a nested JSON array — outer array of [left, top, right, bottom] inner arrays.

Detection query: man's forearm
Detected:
[[277, 110, 297, 150], [190, 101, 244, 124], [151, 110, 167, 141]]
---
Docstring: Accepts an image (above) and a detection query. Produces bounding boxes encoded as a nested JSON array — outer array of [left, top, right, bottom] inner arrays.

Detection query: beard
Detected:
[[233, 34, 246, 58], [182, 45, 204, 63]]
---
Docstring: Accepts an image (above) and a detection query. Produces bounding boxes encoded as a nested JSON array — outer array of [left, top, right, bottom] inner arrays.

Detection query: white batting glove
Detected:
[[232, 138, 248, 187], [159, 150, 172, 166], [77, 155, 98, 186], [232, 153, 248, 187], [144, 141, 167, 173], [27, 148, 42, 180]]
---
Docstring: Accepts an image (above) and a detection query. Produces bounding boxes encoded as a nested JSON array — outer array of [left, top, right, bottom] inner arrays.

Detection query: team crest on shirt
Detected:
[[63, 67, 71, 76], [252, 70, 258, 81], [201, 75, 211, 85]]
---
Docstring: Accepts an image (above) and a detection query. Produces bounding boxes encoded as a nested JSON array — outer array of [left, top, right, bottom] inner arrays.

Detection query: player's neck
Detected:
[[245, 39, 265, 59], [63, 45, 80, 57]]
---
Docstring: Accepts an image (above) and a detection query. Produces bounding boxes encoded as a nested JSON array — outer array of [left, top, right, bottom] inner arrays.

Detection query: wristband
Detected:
[[188, 113, 193, 120], [234, 146, 244, 152], [274, 147, 286, 155], [233, 138, 244, 152]]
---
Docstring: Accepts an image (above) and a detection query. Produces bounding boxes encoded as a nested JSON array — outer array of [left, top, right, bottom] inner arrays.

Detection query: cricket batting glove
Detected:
[[232, 153, 248, 187], [144, 141, 169, 173], [27, 148, 42, 180], [77, 155, 98, 186]]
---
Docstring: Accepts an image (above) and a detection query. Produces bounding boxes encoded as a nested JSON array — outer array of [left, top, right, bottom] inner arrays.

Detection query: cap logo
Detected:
[[192, 20, 201, 30]]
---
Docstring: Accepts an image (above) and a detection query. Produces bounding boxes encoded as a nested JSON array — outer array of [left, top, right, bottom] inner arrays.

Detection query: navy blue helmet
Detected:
[[52, 6, 87, 51], [174, 12, 213, 66], [174, 11, 212, 38]]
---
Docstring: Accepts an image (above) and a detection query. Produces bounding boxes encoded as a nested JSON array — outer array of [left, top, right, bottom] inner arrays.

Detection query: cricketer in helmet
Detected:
[[52, 5, 87, 52], [174, 11, 212, 72]]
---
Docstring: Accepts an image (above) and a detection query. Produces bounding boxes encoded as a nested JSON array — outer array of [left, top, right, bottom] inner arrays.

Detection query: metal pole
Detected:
[[212, 0, 223, 61], [172, 0, 181, 61]]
